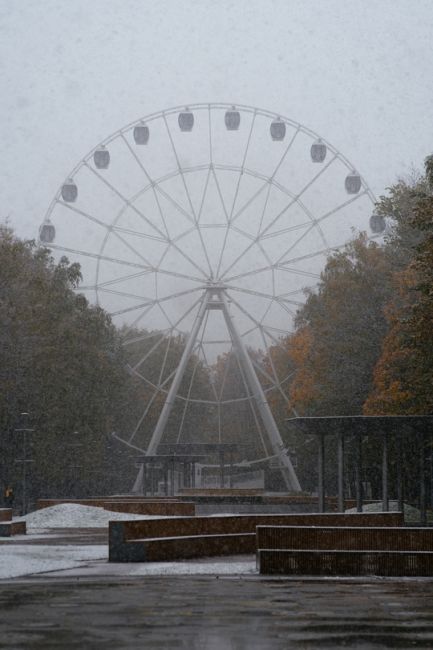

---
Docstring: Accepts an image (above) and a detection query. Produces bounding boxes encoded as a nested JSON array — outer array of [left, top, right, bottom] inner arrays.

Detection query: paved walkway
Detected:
[[2, 528, 433, 648], [1, 574, 433, 648]]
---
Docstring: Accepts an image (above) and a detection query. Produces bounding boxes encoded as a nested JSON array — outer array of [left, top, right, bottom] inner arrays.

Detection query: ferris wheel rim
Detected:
[[39, 102, 379, 461], [41, 102, 376, 228]]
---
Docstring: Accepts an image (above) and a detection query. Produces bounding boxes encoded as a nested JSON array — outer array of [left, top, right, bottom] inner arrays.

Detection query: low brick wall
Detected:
[[0, 509, 12, 522], [258, 549, 433, 576], [37, 498, 194, 516], [0, 521, 26, 537], [102, 502, 195, 516], [178, 488, 265, 497], [109, 511, 404, 562], [139, 533, 256, 561], [257, 525, 433, 552]]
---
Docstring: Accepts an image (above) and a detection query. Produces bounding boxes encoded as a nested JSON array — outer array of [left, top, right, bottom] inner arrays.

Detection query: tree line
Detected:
[[267, 155, 433, 493], [1, 154, 432, 505]]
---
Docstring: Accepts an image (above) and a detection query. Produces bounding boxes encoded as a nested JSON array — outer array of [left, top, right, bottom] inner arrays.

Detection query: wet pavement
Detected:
[[1, 574, 433, 649]]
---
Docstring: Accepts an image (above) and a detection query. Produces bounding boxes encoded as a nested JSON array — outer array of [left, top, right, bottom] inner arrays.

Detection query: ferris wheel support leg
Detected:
[[219, 291, 301, 492], [146, 292, 210, 457]]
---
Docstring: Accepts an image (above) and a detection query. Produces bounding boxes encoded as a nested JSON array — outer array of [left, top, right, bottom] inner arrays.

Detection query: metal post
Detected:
[[171, 458, 175, 496], [396, 432, 404, 513], [382, 431, 389, 512], [420, 431, 426, 525], [430, 434, 433, 514], [355, 432, 363, 513], [219, 290, 301, 492], [220, 450, 225, 488], [146, 293, 210, 456], [317, 434, 325, 513], [337, 430, 344, 512], [15, 414, 35, 516], [150, 463, 154, 497]]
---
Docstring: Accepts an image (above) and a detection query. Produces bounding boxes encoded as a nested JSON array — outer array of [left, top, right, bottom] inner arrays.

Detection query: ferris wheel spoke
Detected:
[[256, 181, 272, 237], [113, 231, 155, 267], [128, 365, 179, 443], [196, 166, 212, 226], [224, 265, 273, 284], [122, 328, 170, 347], [111, 287, 202, 318], [80, 269, 154, 291], [269, 125, 301, 180], [158, 336, 174, 386], [95, 287, 154, 302], [85, 162, 168, 241], [176, 309, 210, 443], [208, 104, 213, 164], [58, 201, 137, 238], [259, 155, 338, 239], [155, 266, 204, 283], [258, 328, 292, 405], [260, 220, 313, 241], [129, 302, 157, 329], [122, 132, 199, 245], [226, 284, 301, 310], [274, 223, 318, 265], [227, 126, 300, 232], [234, 351, 269, 457], [162, 114, 214, 277], [131, 332, 167, 371], [46, 243, 153, 272], [275, 191, 367, 266], [228, 111, 257, 222], [228, 295, 288, 346], [217, 344, 234, 401], [220, 195, 325, 281], [120, 133, 173, 238], [211, 166, 231, 224], [277, 240, 353, 268]]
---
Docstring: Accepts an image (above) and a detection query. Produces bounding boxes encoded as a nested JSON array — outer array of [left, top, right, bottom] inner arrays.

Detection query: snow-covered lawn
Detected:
[[17, 502, 160, 529], [0, 545, 106, 579], [1, 504, 256, 579], [345, 500, 433, 523]]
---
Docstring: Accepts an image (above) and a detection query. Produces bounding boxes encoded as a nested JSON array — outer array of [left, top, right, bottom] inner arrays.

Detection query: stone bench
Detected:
[[0, 508, 12, 522], [132, 533, 256, 561], [257, 549, 433, 576], [256, 525, 433, 576], [0, 521, 26, 537], [256, 525, 433, 551], [109, 512, 404, 562]]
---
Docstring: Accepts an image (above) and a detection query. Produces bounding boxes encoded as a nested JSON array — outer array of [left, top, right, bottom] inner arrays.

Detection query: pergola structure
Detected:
[[133, 454, 205, 496], [134, 442, 253, 494], [287, 415, 433, 523]]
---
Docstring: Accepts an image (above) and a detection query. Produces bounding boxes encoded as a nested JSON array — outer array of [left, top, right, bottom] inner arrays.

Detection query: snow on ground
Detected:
[[345, 500, 432, 523], [18, 503, 160, 529], [0, 504, 256, 579], [0, 545, 106, 580], [0, 543, 256, 580]]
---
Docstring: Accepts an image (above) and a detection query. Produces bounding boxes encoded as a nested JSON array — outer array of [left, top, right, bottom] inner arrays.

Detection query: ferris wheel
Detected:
[[39, 103, 381, 491]]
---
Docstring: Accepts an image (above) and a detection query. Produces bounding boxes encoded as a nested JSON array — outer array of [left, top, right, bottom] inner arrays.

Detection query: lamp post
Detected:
[[14, 412, 35, 515], [66, 431, 82, 497]]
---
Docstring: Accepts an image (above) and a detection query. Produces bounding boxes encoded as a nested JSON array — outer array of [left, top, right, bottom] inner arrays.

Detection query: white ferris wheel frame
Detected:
[[40, 103, 377, 491]]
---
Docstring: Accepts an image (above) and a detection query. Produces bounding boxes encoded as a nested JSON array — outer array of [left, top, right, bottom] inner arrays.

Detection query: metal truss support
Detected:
[[144, 284, 301, 492], [146, 290, 211, 456]]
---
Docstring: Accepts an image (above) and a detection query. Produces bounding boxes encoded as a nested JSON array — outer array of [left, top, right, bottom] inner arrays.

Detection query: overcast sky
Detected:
[[1, 0, 433, 239]]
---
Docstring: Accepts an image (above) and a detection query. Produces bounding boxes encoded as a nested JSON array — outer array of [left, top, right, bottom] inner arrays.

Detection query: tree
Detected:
[[288, 234, 391, 417], [0, 227, 133, 502], [365, 156, 433, 415]]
